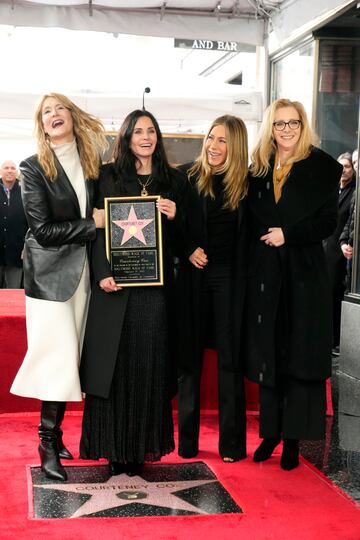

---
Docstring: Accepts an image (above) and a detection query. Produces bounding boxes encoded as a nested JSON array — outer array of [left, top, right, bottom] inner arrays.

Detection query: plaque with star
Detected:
[[104, 196, 163, 286]]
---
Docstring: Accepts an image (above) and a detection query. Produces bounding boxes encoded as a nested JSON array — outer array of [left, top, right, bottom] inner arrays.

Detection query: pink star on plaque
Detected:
[[113, 205, 153, 246]]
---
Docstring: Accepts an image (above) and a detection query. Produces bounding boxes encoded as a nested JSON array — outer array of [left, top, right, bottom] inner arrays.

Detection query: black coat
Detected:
[[246, 147, 342, 386], [323, 177, 355, 286], [20, 155, 96, 301], [339, 191, 355, 247], [0, 181, 28, 268], [174, 167, 249, 369], [80, 163, 188, 398]]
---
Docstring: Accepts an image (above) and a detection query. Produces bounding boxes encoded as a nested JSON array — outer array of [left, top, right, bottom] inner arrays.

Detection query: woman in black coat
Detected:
[[246, 98, 343, 470], [79, 109, 187, 476], [176, 115, 249, 462]]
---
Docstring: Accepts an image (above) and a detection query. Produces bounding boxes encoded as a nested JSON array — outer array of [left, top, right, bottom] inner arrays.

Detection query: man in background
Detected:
[[0, 160, 28, 288], [324, 152, 356, 355], [339, 148, 359, 294]]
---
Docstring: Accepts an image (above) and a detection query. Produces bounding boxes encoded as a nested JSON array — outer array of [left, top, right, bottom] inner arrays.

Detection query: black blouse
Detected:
[[205, 174, 237, 264]]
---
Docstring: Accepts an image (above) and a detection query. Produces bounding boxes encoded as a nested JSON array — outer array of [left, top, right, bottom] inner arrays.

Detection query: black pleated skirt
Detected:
[[80, 288, 175, 463]]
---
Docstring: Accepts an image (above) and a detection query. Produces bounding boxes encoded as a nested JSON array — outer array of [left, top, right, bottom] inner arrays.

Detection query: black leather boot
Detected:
[[55, 402, 74, 460], [280, 439, 299, 471], [253, 437, 281, 462], [38, 402, 67, 481]]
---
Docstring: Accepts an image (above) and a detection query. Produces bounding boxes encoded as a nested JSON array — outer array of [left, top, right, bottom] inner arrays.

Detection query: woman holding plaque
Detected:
[[10, 93, 107, 481], [246, 99, 342, 470], [176, 115, 249, 462], [80, 109, 187, 476]]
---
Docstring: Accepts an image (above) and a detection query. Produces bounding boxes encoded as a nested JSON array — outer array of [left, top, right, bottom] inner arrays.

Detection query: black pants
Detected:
[[259, 375, 326, 440], [177, 263, 246, 458]]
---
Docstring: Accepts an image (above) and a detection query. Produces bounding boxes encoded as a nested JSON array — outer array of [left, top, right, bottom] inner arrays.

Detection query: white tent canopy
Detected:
[[0, 1, 278, 45], [1, 1, 355, 46]]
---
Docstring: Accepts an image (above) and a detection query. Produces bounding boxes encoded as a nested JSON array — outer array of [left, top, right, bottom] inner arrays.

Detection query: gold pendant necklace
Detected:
[[138, 174, 153, 197]]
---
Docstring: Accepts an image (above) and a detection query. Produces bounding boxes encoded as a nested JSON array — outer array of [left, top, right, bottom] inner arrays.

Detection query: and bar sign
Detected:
[[174, 38, 251, 52]]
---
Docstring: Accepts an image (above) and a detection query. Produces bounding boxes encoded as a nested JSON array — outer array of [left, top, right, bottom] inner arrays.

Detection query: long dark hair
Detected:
[[112, 109, 173, 193]]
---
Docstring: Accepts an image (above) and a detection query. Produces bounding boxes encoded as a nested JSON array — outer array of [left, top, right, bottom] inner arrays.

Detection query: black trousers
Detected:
[[259, 375, 326, 440], [177, 263, 246, 458]]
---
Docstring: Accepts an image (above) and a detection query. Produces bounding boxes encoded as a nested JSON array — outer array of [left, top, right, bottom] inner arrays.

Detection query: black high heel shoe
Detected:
[[280, 439, 299, 471], [253, 437, 281, 462], [126, 463, 144, 477]]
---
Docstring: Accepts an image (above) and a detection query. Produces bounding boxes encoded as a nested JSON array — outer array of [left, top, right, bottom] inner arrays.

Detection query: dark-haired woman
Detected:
[[79, 110, 187, 476], [176, 115, 249, 462]]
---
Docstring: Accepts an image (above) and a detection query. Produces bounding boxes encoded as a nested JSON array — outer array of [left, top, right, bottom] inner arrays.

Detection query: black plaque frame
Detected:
[[104, 195, 163, 287]]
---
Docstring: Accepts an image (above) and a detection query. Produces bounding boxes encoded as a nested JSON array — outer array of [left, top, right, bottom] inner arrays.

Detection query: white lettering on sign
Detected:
[[192, 39, 214, 50], [217, 41, 238, 51]]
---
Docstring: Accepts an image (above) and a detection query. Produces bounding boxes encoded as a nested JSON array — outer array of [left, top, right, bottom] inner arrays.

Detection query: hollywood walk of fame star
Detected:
[[113, 205, 153, 246], [33, 473, 218, 518]]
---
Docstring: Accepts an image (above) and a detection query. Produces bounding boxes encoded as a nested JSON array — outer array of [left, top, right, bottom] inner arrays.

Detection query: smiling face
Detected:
[[41, 96, 74, 145], [272, 106, 302, 157], [205, 124, 227, 168], [130, 116, 157, 160]]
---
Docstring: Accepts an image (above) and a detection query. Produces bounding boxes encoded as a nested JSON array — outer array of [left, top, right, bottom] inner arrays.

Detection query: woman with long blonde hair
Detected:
[[246, 98, 342, 470], [11, 93, 107, 481], [176, 114, 249, 462]]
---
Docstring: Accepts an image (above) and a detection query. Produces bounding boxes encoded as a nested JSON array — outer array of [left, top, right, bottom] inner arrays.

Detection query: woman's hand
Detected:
[[157, 198, 176, 220], [99, 276, 121, 293], [260, 227, 285, 247], [341, 243, 353, 260], [189, 247, 208, 269], [93, 208, 105, 229]]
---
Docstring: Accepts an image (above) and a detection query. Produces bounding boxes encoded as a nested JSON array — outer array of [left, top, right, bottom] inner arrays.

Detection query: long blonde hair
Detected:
[[189, 115, 248, 210], [34, 92, 107, 180], [251, 99, 317, 177]]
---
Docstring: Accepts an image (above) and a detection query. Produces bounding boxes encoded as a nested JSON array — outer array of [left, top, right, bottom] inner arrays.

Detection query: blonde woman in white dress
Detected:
[[10, 93, 107, 481]]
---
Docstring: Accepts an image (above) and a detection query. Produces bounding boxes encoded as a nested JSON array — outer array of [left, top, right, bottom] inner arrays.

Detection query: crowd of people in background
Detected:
[[4, 93, 358, 481], [324, 150, 357, 355]]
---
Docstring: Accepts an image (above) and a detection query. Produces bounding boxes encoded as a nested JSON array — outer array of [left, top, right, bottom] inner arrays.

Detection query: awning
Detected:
[[0, 1, 281, 46]]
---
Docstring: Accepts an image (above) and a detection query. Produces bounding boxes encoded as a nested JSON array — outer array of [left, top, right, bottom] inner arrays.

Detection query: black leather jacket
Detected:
[[20, 154, 97, 301]]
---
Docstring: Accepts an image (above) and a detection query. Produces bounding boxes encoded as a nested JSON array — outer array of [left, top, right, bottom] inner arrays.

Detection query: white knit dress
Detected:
[[10, 140, 90, 401]]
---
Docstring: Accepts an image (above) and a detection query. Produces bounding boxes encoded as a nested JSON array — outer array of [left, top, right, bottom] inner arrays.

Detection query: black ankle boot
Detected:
[[253, 437, 281, 462], [38, 402, 67, 481], [280, 439, 299, 471], [55, 403, 74, 460]]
